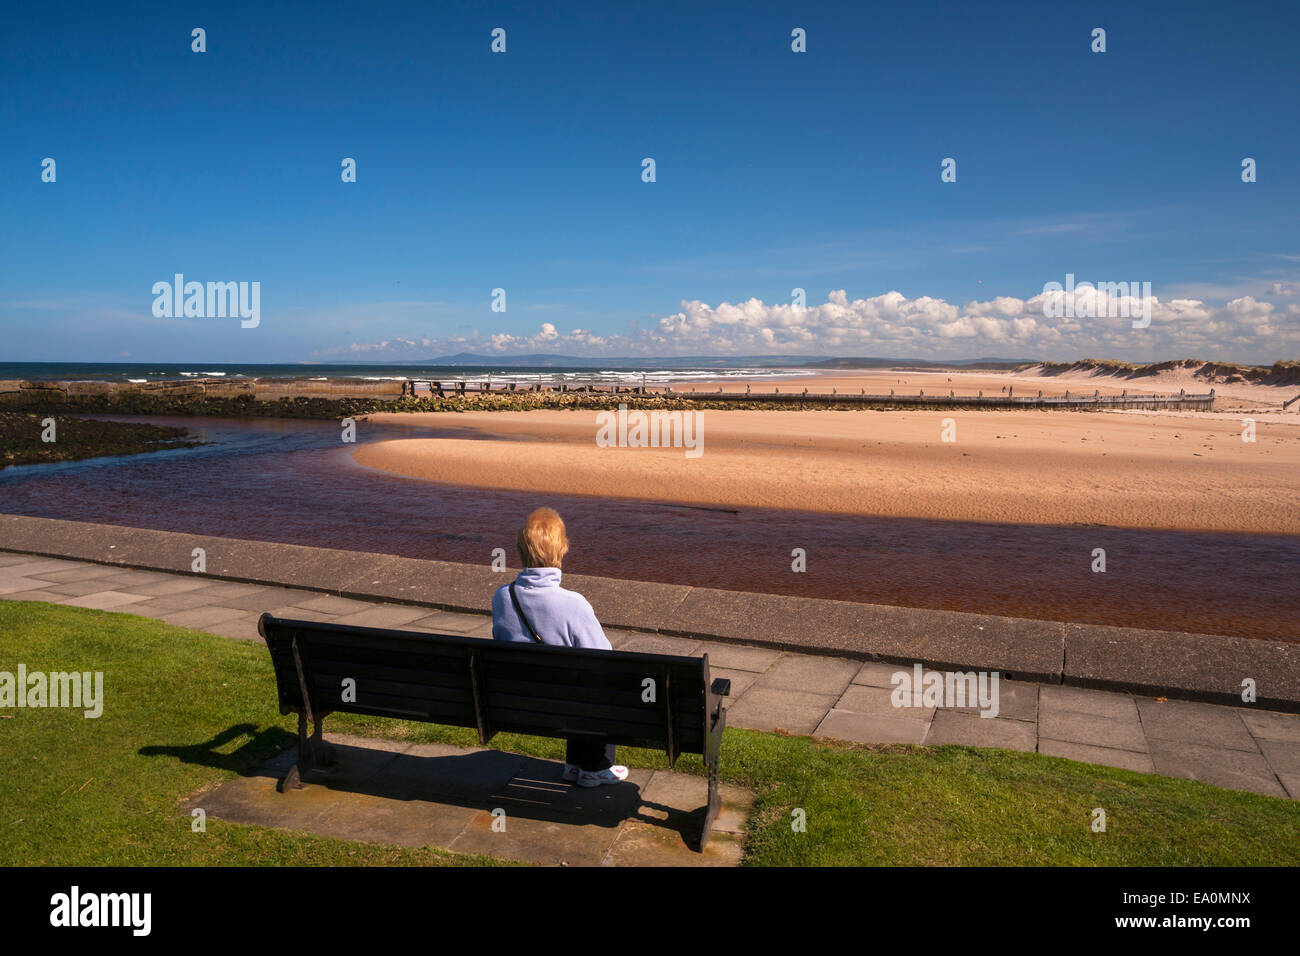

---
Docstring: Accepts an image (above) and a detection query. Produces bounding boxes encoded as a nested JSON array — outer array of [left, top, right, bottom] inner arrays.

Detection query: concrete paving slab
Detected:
[[602, 820, 744, 866], [834, 683, 931, 719], [177, 581, 267, 601], [726, 686, 837, 735], [455, 619, 494, 639], [0, 552, 40, 567], [328, 605, 435, 629], [637, 771, 753, 836], [1038, 739, 1156, 774], [853, 660, 910, 688], [162, 606, 250, 629], [196, 586, 304, 612], [940, 679, 1038, 722], [124, 590, 226, 612], [194, 734, 749, 865], [925, 710, 1037, 752], [266, 605, 341, 624], [0, 577, 54, 595], [403, 610, 493, 635], [711, 667, 759, 701], [128, 576, 215, 597], [1147, 739, 1287, 798], [753, 653, 860, 696], [1240, 709, 1300, 743], [25, 565, 121, 583], [1256, 739, 1300, 776], [815, 709, 930, 744], [697, 642, 782, 673], [1279, 774, 1300, 799], [203, 613, 264, 641], [616, 634, 703, 657], [43, 579, 130, 597], [294, 594, 383, 615], [1040, 684, 1139, 721], [0, 588, 71, 603], [91, 569, 179, 589], [1136, 698, 1258, 753], [312, 789, 481, 847], [0, 557, 87, 577], [186, 768, 339, 833], [602, 628, 640, 649], [62, 590, 151, 610], [1038, 709, 1149, 753]]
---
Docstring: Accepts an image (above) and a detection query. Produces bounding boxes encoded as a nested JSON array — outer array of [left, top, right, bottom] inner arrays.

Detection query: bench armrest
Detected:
[[711, 677, 732, 698]]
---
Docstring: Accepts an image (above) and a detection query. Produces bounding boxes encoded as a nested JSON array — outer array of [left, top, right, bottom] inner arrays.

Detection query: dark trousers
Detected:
[[566, 739, 616, 772]]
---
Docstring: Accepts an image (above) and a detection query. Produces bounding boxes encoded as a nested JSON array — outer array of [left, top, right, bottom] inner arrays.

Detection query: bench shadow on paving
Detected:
[[183, 733, 751, 866]]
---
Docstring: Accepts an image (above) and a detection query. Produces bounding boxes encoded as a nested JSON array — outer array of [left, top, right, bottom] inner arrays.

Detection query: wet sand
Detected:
[[355, 381, 1299, 534]]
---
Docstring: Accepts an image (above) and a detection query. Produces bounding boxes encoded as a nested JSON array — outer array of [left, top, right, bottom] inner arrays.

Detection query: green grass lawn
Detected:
[[2, 600, 1297, 866]]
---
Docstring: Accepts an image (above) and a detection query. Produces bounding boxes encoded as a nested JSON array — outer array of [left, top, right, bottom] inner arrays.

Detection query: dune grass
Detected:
[[2, 600, 1296, 867]]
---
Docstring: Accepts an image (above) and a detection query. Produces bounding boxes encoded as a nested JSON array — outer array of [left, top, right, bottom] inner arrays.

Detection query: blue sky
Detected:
[[2, 0, 1298, 363]]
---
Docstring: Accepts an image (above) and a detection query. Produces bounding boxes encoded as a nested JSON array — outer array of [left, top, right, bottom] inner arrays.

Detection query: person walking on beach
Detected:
[[491, 507, 629, 788]]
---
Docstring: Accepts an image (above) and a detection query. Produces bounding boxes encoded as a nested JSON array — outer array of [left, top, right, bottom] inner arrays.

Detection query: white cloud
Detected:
[[323, 287, 1300, 362]]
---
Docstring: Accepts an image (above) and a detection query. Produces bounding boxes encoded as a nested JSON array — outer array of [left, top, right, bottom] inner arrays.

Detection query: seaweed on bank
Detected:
[[2, 389, 905, 420], [0, 413, 207, 468]]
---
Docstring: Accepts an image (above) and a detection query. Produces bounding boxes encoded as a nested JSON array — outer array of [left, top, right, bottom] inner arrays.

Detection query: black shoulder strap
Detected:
[[509, 582, 545, 644]]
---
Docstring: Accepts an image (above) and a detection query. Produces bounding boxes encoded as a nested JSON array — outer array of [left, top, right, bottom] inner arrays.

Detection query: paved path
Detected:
[[3, 551, 1297, 801]]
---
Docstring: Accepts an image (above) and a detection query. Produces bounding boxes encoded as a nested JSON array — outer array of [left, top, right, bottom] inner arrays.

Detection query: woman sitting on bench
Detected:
[[491, 507, 630, 788]]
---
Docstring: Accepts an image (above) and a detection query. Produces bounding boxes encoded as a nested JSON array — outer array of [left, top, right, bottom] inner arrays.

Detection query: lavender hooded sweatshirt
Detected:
[[491, 567, 612, 650]]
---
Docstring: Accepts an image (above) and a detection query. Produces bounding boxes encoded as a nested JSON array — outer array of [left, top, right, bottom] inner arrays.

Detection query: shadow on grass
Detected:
[[139, 723, 294, 773]]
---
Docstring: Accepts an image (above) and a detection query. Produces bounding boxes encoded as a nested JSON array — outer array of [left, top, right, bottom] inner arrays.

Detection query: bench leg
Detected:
[[310, 716, 339, 767], [698, 706, 726, 852], [699, 757, 721, 852], [278, 711, 311, 793]]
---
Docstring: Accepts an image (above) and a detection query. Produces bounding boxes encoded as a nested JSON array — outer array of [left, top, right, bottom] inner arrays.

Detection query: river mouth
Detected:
[[0, 415, 1294, 642]]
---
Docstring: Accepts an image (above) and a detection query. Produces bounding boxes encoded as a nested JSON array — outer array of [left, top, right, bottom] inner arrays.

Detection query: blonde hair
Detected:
[[517, 507, 569, 568]]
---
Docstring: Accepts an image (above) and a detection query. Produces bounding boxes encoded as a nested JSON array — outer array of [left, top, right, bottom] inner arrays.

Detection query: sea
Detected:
[[0, 362, 816, 387]]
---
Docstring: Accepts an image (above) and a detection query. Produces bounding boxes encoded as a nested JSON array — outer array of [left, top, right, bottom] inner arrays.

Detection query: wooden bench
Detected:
[[257, 613, 732, 850]]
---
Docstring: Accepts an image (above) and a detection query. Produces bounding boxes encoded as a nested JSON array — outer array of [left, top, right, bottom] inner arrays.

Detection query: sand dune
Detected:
[[655, 364, 1299, 411], [355, 400, 1300, 534]]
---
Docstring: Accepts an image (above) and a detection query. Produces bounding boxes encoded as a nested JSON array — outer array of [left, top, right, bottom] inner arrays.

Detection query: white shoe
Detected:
[[562, 763, 580, 782], [577, 765, 629, 788]]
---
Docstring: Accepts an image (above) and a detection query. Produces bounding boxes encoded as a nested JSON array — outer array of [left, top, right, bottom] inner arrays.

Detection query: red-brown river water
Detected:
[[1, 416, 1294, 642]]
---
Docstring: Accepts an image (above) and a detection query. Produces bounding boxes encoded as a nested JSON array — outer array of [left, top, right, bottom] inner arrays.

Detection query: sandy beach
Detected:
[[354, 368, 1300, 535]]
